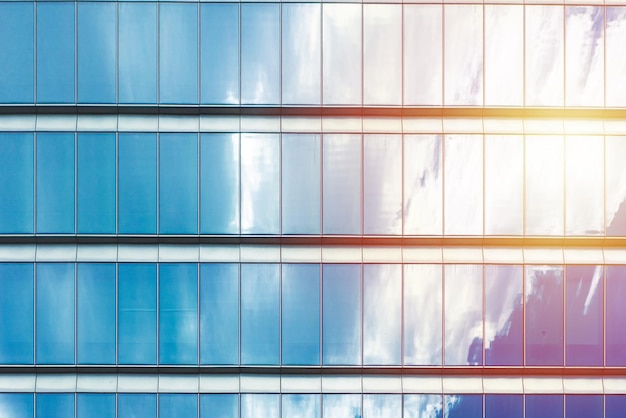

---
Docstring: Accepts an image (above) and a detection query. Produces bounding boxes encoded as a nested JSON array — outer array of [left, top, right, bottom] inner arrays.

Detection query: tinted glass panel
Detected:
[[36, 394, 74, 418], [565, 395, 602, 418], [283, 395, 320, 418], [606, 136, 626, 235], [242, 395, 279, 418], [363, 395, 401, 418], [526, 395, 564, 418], [200, 394, 238, 418], [606, 395, 626, 418], [77, 394, 115, 418], [0, 264, 34, 364], [0, 2, 33, 103], [606, 266, 626, 365], [485, 395, 522, 418], [403, 394, 442, 418], [118, 394, 156, 418], [0, 394, 33, 418], [0, 133, 33, 233], [445, 395, 482, 418], [160, 395, 197, 418], [323, 394, 361, 418]]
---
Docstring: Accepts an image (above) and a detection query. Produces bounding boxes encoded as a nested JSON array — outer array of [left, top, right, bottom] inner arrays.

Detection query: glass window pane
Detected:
[[404, 265, 442, 366], [363, 395, 401, 418], [241, 4, 279, 104], [323, 264, 361, 365], [444, 5, 482, 105], [607, 137, 626, 235], [201, 4, 239, 105], [119, 3, 157, 104], [403, 135, 442, 235], [323, 4, 361, 105], [323, 394, 361, 418], [36, 133, 75, 234], [606, 266, 626, 365], [283, 395, 320, 418], [78, 133, 116, 234], [0, 394, 33, 418], [201, 394, 238, 418], [241, 134, 279, 234], [403, 395, 442, 418], [78, 2, 115, 103], [565, 7, 604, 107], [200, 133, 239, 234], [200, 263, 239, 365], [241, 264, 279, 365], [37, 2, 74, 103], [565, 395, 602, 418], [444, 135, 483, 235], [526, 135, 564, 236], [160, 133, 198, 234], [445, 265, 483, 366], [77, 394, 115, 418], [606, 395, 626, 418], [77, 263, 115, 364], [36, 263, 74, 364], [526, 395, 564, 418], [119, 133, 157, 234], [323, 134, 362, 235], [0, 2, 33, 103], [526, 265, 564, 366], [282, 264, 320, 365], [160, 395, 197, 418], [160, 264, 198, 365], [486, 395, 522, 418], [119, 264, 157, 364], [36, 394, 74, 418], [0, 133, 34, 234], [364, 135, 402, 235], [160, 3, 198, 104], [606, 8, 626, 107], [485, 265, 523, 366], [282, 134, 321, 234], [364, 264, 401, 365], [242, 395, 279, 418], [445, 395, 482, 418], [0, 263, 34, 364], [282, 4, 320, 105], [363, 5, 401, 105], [526, 6, 564, 106], [565, 136, 604, 235], [118, 394, 156, 418]]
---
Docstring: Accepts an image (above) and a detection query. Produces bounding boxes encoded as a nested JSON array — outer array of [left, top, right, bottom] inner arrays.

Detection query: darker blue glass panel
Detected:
[[526, 395, 564, 418], [119, 133, 157, 234], [37, 2, 74, 103], [160, 134, 198, 234], [606, 395, 626, 418], [241, 264, 280, 365], [0, 2, 33, 103], [445, 395, 482, 418], [200, 394, 238, 418], [77, 394, 115, 418], [160, 395, 198, 418], [200, 264, 239, 365], [0, 264, 34, 364], [118, 264, 157, 364], [77, 264, 115, 364], [37, 133, 75, 234], [78, 133, 116, 233], [607, 266, 626, 365], [36, 263, 74, 364], [200, 4, 239, 104], [36, 394, 74, 418], [77, 2, 116, 103], [0, 394, 33, 418], [160, 264, 198, 365], [0, 133, 33, 233], [282, 264, 320, 365], [119, 394, 156, 418], [160, 3, 198, 104], [565, 395, 602, 418], [486, 395, 522, 418]]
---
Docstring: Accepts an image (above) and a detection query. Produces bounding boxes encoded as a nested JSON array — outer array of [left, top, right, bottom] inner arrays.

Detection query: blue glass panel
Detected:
[[322, 394, 361, 418], [445, 395, 482, 418], [119, 3, 157, 103], [200, 264, 239, 365], [0, 394, 33, 418], [77, 2, 116, 103], [160, 3, 198, 104], [0, 2, 33, 103], [200, 134, 239, 234], [0, 133, 33, 234], [323, 134, 362, 235], [200, 394, 238, 418], [77, 264, 115, 364], [78, 133, 115, 233], [36, 263, 74, 364], [36, 394, 74, 418], [323, 264, 361, 365], [606, 395, 626, 418], [0, 264, 33, 364], [282, 264, 320, 365], [283, 395, 320, 418], [241, 4, 280, 104], [526, 266, 564, 365], [160, 264, 198, 365], [282, 134, 321, 234], [526, 395, 564, 418], [242, 394, 279, 418], [363, 264, 401, 365], [77, 394, 115, 418], [118, 264, 157, 364], [36, 133, 75, 234], [160, 134, 198, 234], [403, 394, 443, 418], [566, 266, 603, 366], [37, 2, 74, 103], [118, 394, 156, 418], [607, 265, 626, 365], [363, 395, 401, 418], [241, 264, 279, 365], [160, 395, 198, 418], [485, 395, 522, 418], [565, 395, 602, 418], [485, 265, 523, 366], [200, 4, 239, 104], [118, 133, 157, 234], [240, 134, 279, 234]]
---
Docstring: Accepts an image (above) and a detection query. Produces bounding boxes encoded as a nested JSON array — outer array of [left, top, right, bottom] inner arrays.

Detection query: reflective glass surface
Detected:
[[606, 395, 626, 418], [606, 266, 626, 365], [0, 133, 33, 233], [36, 394, 74, 418], [363, 394, 402, 418], [323, 394, 361, 418], [0, 264, 34, 364], [0, 2, 33, 103], [526, 395, 564, 418], [282, 394, 319, 418], [200, 394, 238, 418], [0, 394, 33, 418], [485, 395, 522, 418], [118, 394, 156, 418], [606, 136, 626, 235], [403, 395, 442, 418], [445, 395, 482, 418], [160, 395, 197, 418], [77, 394, 115, 418], [566, 395, 602, 418], [606, 8, 626, 106], [241, 394, 279, 418]]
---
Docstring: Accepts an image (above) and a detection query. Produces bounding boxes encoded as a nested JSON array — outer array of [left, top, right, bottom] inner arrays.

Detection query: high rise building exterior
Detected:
[[1, 1, 626, 417]]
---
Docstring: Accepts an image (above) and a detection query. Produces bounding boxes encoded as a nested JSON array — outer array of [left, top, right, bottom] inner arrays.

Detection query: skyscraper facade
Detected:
[[1, 1, 626, 417]]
